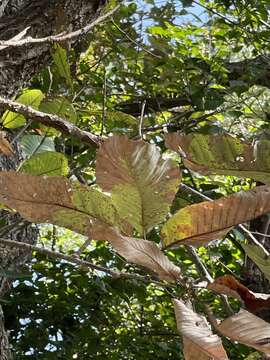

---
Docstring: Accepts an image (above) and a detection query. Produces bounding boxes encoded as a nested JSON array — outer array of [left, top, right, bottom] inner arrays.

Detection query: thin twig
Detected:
[[0, 6, 121, 52], [111, 19, 161, 59], [100, 69, 107, 136], [186, 245, 233, 315], [139, 100, 146, 139], [0, 237, 172, 288]]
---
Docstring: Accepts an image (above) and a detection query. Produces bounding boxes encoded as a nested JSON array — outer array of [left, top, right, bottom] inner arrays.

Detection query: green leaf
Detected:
[[96, 135, 180, 235], [2, 89, 44, 128], [20, 151, 69, 176], [20, 135, 55, 157], [242, 243, 270, 282], [52, 45, 73, 88], [165, 133, 270, 184], [39, 97, 77, 135]]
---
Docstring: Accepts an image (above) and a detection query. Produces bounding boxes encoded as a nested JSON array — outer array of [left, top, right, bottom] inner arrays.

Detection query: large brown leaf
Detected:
[[217, 309, 270, 355], [165, 133, 270, 184], [96, 135, 180, 235], [161, 185, 270, 248], [173, 299, 228, 360], [0, 171, 126, 238]]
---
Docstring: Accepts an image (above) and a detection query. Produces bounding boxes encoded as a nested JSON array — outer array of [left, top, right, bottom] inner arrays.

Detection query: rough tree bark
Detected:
[[0, 0, 105, 358]]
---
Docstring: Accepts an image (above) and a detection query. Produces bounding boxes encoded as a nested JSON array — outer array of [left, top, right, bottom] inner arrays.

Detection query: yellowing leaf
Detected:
[[161, 185, 270, 248], [173, 299, 228, 360], [2, 89, 44, 128], [96, 135, 180, 235], [217, 309, 270, 355], [165, 133, 270, 184]]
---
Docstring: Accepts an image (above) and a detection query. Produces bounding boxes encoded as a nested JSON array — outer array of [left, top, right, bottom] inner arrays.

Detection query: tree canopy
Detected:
[[1, 0, 270, 359]]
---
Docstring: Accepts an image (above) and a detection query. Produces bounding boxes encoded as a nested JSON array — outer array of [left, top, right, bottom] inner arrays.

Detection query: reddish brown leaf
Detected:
[[208, 275, 270, 313], [217, 309, 270, 355]]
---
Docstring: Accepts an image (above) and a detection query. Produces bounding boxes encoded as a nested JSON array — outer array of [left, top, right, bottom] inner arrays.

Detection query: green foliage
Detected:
[[52, 45, 73, 89], [20, 151, 69, 176]]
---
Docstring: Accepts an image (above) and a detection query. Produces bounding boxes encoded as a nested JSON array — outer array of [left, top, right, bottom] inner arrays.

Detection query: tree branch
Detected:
[[0, 96, 102, 149], [0, 5, 121, 52], [0, 237, 171, 288]]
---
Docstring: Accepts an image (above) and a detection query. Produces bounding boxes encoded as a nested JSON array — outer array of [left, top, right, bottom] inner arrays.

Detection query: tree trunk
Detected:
[[0, 1, 104, 358]]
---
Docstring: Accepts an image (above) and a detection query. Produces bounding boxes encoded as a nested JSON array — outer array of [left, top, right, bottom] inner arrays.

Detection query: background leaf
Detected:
[[242, 244, 270, 282], [52, 45, 73, 88], [20, 151, 69, 176], [20, 134, 55, 157], [1, 89, 44, 128], [165, 133, 270, 184]]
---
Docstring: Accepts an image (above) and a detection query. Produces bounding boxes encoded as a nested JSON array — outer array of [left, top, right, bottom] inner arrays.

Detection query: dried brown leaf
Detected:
[[0, 171, 126, 237], [217, 309, 270, 355], [92, 224, 181, 281], [0, 131, 13, 156], [173, 299, 228, 360]]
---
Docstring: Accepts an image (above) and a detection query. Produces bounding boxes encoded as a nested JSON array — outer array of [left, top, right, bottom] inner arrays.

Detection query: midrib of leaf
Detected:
[[129, 154, 147, 233]]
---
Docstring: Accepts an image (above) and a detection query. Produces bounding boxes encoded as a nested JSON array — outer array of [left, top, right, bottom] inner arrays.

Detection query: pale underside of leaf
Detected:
[[217, 309, 270, 355], [173, 299, 228, 360], [96, 135, 180, 235], [92, 224, 181, 282], [165, 133, 270, 184], [161, 185, 270, 249]]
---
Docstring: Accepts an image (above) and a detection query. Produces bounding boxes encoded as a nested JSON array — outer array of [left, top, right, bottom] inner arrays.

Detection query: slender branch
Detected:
[[186, 245, 212, 282], [186, 245, 233, 315], [0, 6, 121, 52], [139, 100, 146, 138], [0, 96, 102, 149], [0, 237, 171, 288]]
